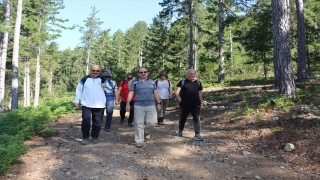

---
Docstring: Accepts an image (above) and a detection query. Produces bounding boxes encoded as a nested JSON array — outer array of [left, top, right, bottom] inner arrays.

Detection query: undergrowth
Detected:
[[0, 96, 75, 174]]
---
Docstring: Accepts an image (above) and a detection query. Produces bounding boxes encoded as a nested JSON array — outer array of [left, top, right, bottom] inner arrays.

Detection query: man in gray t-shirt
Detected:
[[126, 67, 161, 148]]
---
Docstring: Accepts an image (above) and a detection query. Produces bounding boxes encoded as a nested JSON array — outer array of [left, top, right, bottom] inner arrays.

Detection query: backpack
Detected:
[[132, 78, 155, 92], [81, 75, 106, 93], [181, 79, 200, 88]]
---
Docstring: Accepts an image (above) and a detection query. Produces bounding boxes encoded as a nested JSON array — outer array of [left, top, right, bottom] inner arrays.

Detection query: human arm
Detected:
[[73, 81, 83, 108], [175, 87, 182, 102], [199, 90, 203, 110], [125, 91, 134, 112], [154, 89, 162, 112]]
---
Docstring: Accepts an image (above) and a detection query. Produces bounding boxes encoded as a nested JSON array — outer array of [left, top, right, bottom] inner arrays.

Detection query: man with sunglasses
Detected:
[[126, 67, 162, 148], [102, 70, 119, 132], [118, 73, 135, 127], [73, 65, 106, 145]]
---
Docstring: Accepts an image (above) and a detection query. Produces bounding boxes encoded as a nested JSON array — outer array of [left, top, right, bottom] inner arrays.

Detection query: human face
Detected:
[[160, 75, 167, 80], [187, 69, 196, 81], [127, 75, 133, 81], [90, 65, 101, 78], [138, 68, 148, 79]]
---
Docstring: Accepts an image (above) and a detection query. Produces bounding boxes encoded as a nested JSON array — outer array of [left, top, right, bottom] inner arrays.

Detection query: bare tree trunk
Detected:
[[139, 49, 143, 67], [48, 70, 52, 93], [194, 26, 197, 71], [11, 0, 23, 109], [272, 0, 296, 98], [229, 25, 233, 76], [0, 0, 11, 114], [295, 0, 308, 81], [26, 60, 30, 106], [218, 0, 225, 84], [188, 0, 194, 69], [34, 47, 41, 108], [85, 48, 91, 75]]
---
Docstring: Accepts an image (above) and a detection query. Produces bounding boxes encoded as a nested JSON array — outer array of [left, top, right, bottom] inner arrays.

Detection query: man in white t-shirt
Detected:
[[155, 72, 173, 125]]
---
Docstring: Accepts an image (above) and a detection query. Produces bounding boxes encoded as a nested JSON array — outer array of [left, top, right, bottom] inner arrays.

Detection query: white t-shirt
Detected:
[[156, 79, 172, 99]]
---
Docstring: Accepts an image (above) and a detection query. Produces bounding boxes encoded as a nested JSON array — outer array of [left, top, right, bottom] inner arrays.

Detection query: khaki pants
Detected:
[[134, 105, 157, 143]]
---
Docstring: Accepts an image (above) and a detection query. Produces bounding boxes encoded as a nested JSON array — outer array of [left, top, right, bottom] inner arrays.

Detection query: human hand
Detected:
[[115, 101, 119, 106], [156, 104, 161, 112], [101, 83, 106, 88], [176, 96, 182, 102], [125, 104, 130, 112], [74, 103, 79, 109]]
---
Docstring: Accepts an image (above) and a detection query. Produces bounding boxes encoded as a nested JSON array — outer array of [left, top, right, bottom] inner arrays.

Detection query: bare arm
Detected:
[[199, 90, 203, 109], [125, 91, 134, 112], [169, 87, 173, 99], [117, 87, 122, 102], [175, 87, 182, 102], [154, 90, 162, 112]]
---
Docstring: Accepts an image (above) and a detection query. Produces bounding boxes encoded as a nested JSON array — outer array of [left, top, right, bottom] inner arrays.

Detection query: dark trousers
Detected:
[[81, 106, 104, 139], [179, 105, 201, 134], [120, 101, 134, 124]]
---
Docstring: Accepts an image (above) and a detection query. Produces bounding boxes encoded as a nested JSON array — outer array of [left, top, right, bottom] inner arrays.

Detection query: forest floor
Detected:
[[1, 84, 320, 180]]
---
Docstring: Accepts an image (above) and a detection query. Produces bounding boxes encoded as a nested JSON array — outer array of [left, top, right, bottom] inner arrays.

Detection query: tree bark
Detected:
[[34, 47, 41, 108], [295, 0, 308, 81], [0, 0, 11, 114], [218, 0, 225, 84], [86, 48, 90, 75], [272, 0, 296, 98], [188, 0, 194, 69], [11, 0, 23, 109]]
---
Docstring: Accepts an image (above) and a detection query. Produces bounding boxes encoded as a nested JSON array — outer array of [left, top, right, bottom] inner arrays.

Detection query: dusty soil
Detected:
[[2, 85, 320, 180]]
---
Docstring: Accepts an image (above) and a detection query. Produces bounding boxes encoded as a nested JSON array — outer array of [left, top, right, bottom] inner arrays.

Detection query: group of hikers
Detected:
[[73, 65, 204, 148]]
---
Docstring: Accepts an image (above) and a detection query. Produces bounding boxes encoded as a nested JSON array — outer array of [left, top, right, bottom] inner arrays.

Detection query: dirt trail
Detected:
[[2, 86, 320, 179]]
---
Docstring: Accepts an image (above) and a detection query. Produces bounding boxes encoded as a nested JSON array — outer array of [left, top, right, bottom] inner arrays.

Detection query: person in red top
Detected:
[[118, 73, 135, 127]]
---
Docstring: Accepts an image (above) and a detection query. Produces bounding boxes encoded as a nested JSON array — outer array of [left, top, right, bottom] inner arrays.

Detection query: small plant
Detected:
[[242, 90, 253, 104], [39, 127, 59, 138], [230, 112, 239, 118], [244, 107, 254, 115], [271, 126, 280, 131]]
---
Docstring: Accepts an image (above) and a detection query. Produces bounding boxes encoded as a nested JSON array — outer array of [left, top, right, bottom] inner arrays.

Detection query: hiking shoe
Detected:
[[120, 118, 124, 124], [128, 123, 133, 127], [136, 143, 143, 148], [92, 138, 99, 144], [81, 138, 89, 145], [194, 134, 204, 141], [145, 133, 150, 140], [105, 129, 111, 132], [178, 130, 183, 137]]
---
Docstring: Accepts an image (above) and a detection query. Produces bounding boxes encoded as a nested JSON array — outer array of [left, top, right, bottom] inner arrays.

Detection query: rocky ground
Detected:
[[1, 85, 320, 180]]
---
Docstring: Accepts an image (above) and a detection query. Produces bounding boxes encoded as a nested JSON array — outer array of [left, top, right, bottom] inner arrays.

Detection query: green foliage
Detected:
[[0, 96, 75, 174], [39, 127, 59, 138], [271, 126, 280, 131]]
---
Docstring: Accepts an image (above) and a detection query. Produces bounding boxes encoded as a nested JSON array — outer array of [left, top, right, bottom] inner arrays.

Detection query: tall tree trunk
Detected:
[[218, 0, 225, 84], [295, 0, 308, 81], [85, 48, 91, 75], [11, 0, 23, 109], [26, 60, 30, 106], [34, 47, 41, 108], [188, 0, 193, 69], [139, 49, 143, 67], [229, 25, 233, 76], [0, 0, 11, 114], [48, 70, 52, 93], [272, 0, 296, 98], [194, 26, 197, 71]]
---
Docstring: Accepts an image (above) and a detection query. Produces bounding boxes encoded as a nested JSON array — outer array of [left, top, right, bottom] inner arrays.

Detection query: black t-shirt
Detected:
[[177, 79, 203, 107]]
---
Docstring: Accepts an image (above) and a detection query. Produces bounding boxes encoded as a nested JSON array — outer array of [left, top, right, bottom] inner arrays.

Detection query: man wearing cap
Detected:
[[155, 72, 173, 125], [103, 70, 119, 132], [117, 73, 135, 127], [73, 65, 106, 145]]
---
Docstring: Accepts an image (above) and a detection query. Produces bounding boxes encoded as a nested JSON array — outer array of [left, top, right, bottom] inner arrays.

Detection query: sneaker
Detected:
[[178, 130, 183, 137], [81, 138, 89, 145], [120, 118, 124, 124], [194, 134, 204, 141], [105, 129, 111, 132], [136, 143, 143, 148], [128, 123, 133, 127], [145, 133, 150, 140], [92, 138, 99, 144]]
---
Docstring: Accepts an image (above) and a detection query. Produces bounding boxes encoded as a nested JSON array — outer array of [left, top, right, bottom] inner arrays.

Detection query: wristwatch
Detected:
[[157, 102, 161, 104]]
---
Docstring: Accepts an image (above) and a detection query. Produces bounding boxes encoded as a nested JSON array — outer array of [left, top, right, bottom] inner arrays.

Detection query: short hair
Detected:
[[137, 67, 147, 72], [127, 73, 133, 77]]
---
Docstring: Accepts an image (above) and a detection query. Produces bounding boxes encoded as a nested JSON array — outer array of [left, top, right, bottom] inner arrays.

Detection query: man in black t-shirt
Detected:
[[175, 69, 204, 141]]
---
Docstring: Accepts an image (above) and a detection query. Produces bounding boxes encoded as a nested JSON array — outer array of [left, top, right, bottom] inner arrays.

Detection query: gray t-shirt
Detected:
[[129, 78, 156, 106], [156, 79, 172, 99]]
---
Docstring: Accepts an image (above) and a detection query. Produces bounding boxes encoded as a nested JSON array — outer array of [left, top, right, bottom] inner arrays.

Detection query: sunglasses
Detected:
[[105, 76, 111, 78], [139, 71, 148, 74], [91, 70, 100, 73], [127, 78, 133, 80]]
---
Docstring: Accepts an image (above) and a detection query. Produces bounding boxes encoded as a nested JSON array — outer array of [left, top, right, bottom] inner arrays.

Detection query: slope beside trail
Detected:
[[1, 85, 320, 180]]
